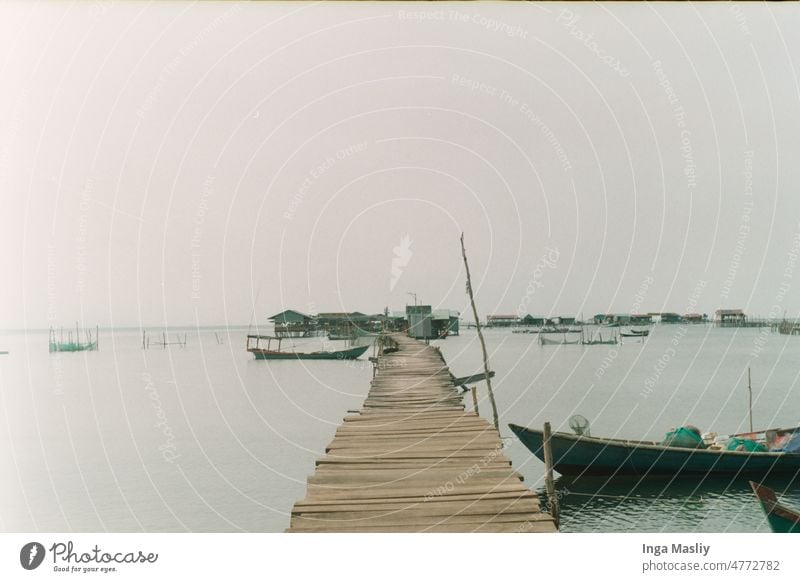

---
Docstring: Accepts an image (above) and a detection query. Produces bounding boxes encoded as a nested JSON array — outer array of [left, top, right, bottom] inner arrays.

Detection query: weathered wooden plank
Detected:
[[299, 493, 535, 507], [287, 521, 556, 533], [291, 510, 549, 527], [285, 333, 554, 533], [292, 499, 544, 519], [292, 497, 540, 519]]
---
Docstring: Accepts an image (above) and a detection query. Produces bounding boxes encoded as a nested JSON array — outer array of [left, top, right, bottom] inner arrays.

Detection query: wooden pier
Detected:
[[286, 334, 556, 532]]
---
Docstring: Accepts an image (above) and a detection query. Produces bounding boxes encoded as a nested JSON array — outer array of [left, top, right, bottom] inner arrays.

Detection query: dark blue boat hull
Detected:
[[751, 481, 800, 533], [509, 424, 800, 478]]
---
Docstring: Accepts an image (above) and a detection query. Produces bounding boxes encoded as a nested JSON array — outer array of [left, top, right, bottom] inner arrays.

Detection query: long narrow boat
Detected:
[[246, 334, 369, 360], [539, 326, 582, 334], [539, 335, 581, 345], [750, 481, 800, 532], [620, 329, 650, 337], [509, 423, 800, 478]]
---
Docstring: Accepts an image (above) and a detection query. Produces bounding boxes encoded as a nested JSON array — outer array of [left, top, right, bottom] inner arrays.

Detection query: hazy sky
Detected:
[[2, 2, 800, 328]]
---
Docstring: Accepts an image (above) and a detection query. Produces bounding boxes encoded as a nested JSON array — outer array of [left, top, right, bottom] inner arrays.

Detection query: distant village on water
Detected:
[[263, 307, 800, 341]]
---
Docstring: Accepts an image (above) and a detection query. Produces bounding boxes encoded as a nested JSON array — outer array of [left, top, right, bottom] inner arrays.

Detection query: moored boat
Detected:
[[246, 334, 369, 360], [539, 326, 582, 334], [621, 328, 650, 337], [750, 481, 800, 533], [539, 335, 581, 345], [509, 423, 800, 478]]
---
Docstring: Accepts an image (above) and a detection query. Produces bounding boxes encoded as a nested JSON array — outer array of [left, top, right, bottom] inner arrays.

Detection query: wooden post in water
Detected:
[[748, 367, 753, 433], [543, 421, 560, 528], [460, 233, 499, 432], [470, 386, 480, 415]]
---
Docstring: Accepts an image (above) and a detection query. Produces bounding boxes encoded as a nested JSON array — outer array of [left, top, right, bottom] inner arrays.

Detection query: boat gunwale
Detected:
[[509, 423, 800, 459], [751, 481, 800, 530], [247, 344, 369, 358]]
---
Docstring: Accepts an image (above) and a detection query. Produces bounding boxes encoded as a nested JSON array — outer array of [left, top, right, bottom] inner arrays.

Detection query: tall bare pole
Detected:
[[460, 233, 499, 432]]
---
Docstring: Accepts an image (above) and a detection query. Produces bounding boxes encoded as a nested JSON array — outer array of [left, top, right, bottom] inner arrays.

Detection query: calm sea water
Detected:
[[439, 325, 800, 533], [1, 324, 798, 532]]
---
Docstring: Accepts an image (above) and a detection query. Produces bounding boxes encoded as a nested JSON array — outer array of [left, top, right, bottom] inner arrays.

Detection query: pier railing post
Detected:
[[543, 421, 560, 528]]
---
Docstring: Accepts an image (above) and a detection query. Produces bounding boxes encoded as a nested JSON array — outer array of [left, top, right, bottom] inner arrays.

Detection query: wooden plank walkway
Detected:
[[286, 334, 556, 532]]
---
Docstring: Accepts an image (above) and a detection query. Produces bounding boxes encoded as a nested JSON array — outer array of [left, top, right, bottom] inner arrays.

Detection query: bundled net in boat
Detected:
[[726, 437, 767, 453], [662, 426, 706, 449]]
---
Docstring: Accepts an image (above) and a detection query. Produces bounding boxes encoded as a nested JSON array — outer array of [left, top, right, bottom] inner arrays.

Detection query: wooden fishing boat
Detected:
[[327, 332, 355, 341], [539, 326, 582, 334], [509, 423, 800, 478], [621, 328, 650, 337], [582, 338, 618, 345], [750, 481, 800, 533], [538, 335, 581, 346], [246, 335, 369, 360]]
